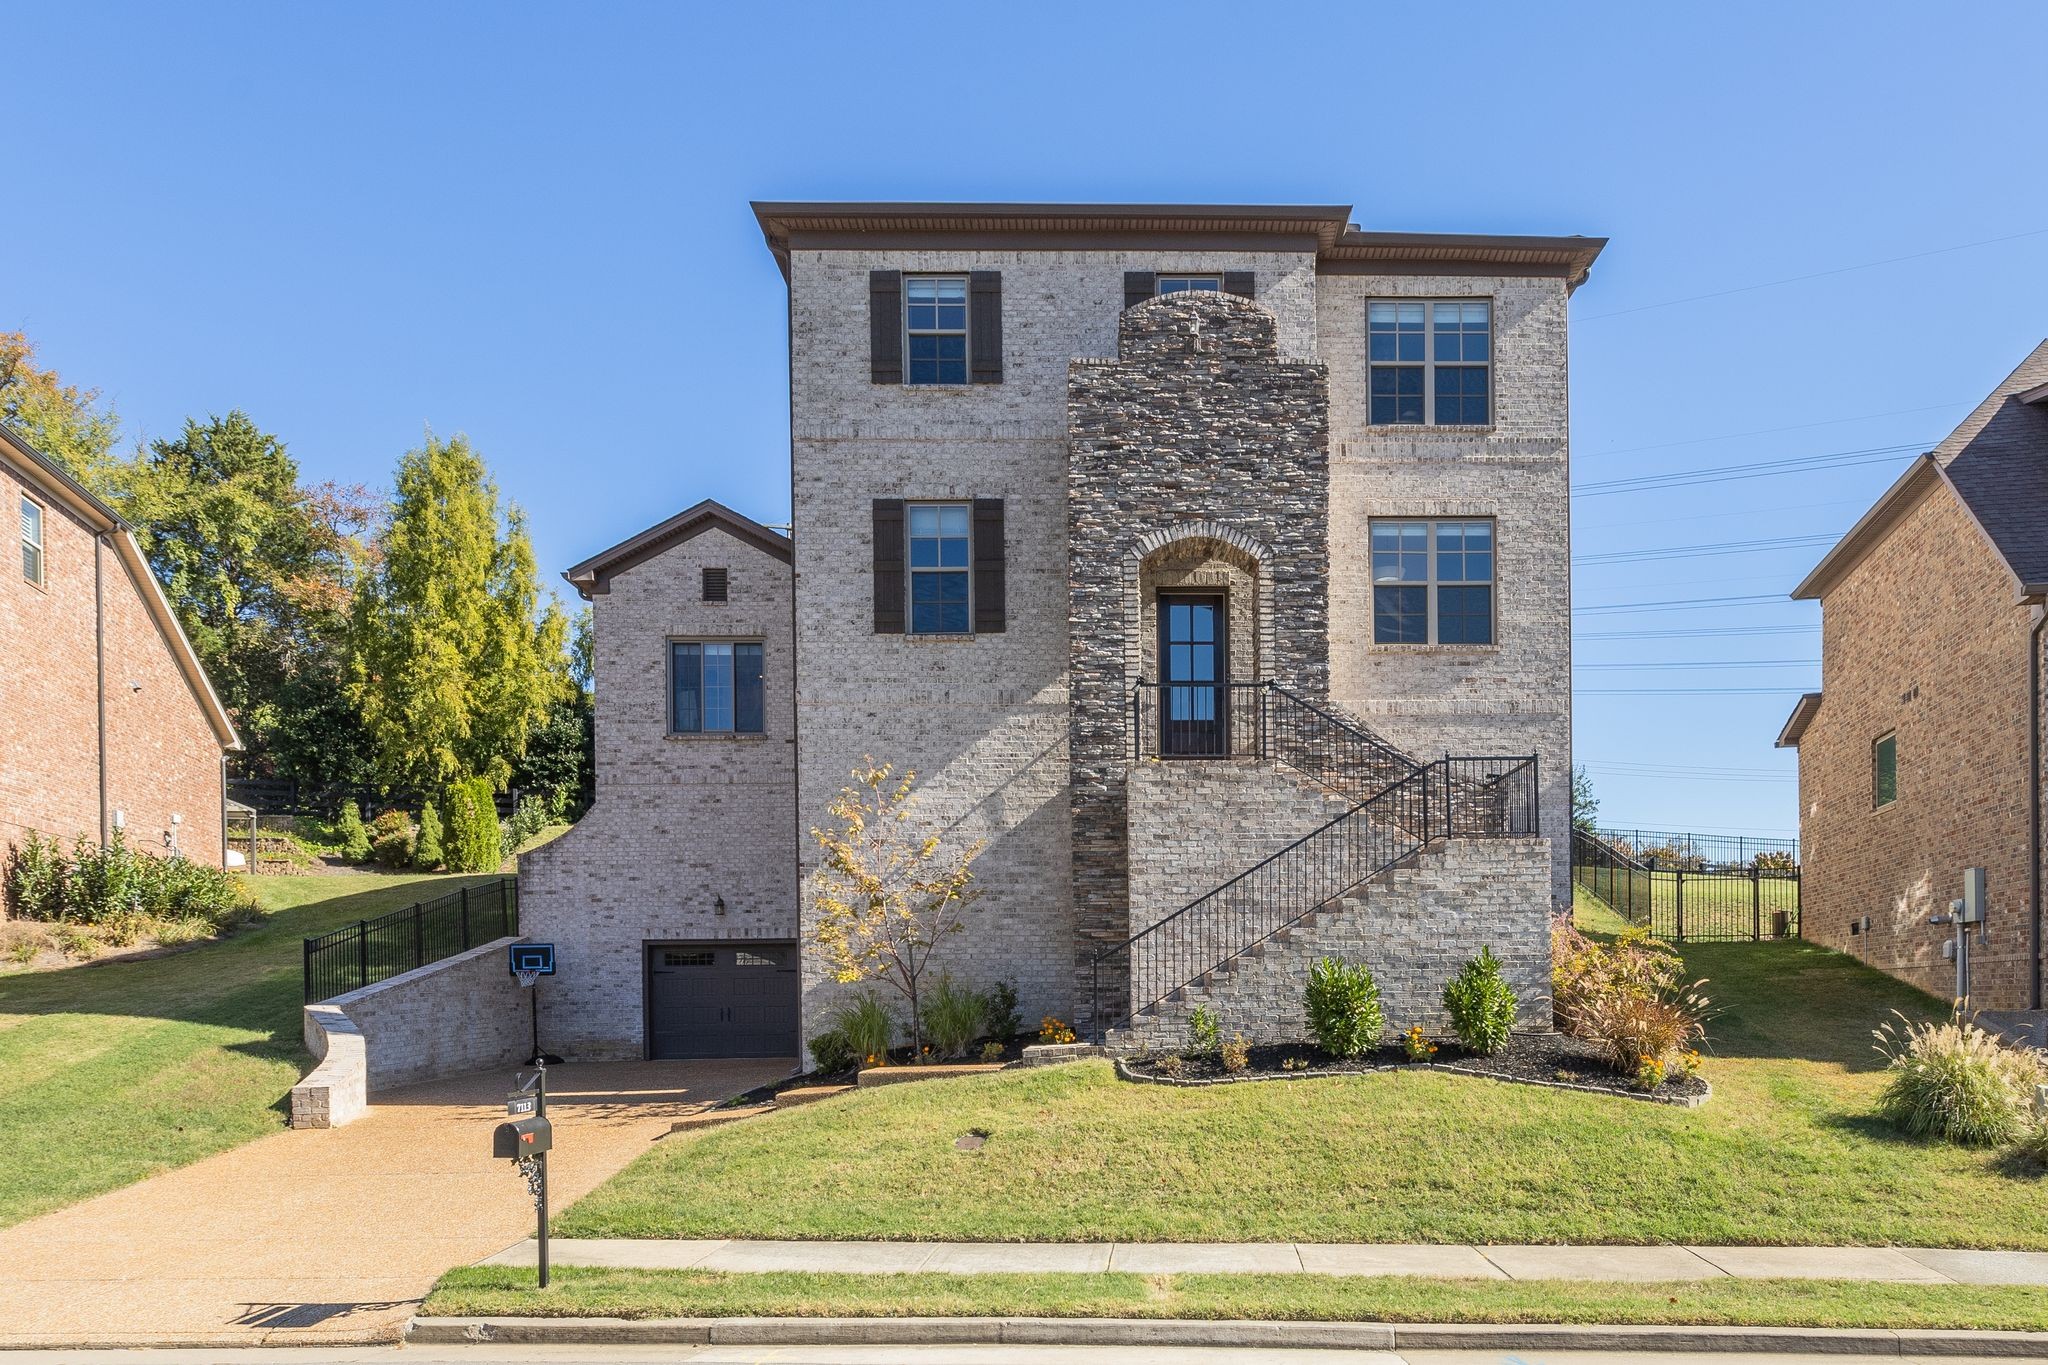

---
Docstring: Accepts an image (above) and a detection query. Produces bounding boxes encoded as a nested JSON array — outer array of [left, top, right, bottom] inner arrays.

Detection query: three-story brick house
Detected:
[[521, 202, 1603, 1062]]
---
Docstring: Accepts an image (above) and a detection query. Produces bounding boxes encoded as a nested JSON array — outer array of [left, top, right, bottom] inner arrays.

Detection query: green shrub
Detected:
[[4, 833, 69, 919], [414, 801, 444, 870], [981, 979, 1021, 1040], [1443, 947, 1517, 1055], [1873, 1009, 2046, 1146], [807, 1028, 858, 1075], [444, 779, 503, 873], [1187, 1005, 1221, 1057], [1303, 956, 1383, 1058], [65, 831, 146, 923], [829, 990, 896, 1066], [1221, 1032, 1250, 1073], [919, 974, 987, 1059], [369, 809, 415, 867], [335, 801, 372, 862], [141, 851, 255, 927], [501, 794, 551, 860]]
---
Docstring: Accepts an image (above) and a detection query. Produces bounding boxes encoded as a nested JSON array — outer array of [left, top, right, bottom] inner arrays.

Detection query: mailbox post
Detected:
[[495, 1060, 552, 1287]]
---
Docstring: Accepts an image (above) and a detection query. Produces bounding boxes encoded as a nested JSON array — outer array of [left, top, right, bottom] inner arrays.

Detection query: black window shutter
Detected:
[[872, 498, 906, 634], [1224, 270, 1256, 299], [972, 497, 1006, 634], [869, 270, 903, 384], [969, 271, 1002, 384], [1123, 271, 1156, 309]]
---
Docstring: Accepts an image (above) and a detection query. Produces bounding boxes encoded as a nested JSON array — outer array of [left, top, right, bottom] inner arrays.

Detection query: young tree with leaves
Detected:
[[349, 432, 568, 791], [809, 759, 983, 1060], [0, 331, 121, 484], [1572, 762, 1600, 834]]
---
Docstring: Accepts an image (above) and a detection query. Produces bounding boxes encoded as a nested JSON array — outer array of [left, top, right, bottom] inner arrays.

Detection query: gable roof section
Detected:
[[1775, 691, 1823, 749], [751, 201, 1605, 289], [564, 499, 791, 599], [1793, 340, 2048, 604], [0, 422, 240, 751]]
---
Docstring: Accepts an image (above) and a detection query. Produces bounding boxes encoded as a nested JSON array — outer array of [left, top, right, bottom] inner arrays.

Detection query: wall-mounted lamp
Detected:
[[714, 895, 727, 917]]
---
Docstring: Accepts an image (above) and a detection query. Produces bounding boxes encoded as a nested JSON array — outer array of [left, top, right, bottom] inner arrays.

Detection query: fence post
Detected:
[[460, 886, 471, 950], [1752, 865, 1762, 941], [1675, 870, 1685, 942], [1794, 866, 1803, 938], [413, 903, 424, 970], [303, 935, 313, 1003], [356, 920, 369, 992]]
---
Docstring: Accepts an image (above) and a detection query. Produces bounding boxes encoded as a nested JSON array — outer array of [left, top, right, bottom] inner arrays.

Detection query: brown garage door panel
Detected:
[[647, 942, 799, 1059]]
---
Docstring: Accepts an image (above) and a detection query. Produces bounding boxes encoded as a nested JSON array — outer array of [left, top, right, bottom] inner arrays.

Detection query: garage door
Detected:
[[646, 942, 800, 1059]]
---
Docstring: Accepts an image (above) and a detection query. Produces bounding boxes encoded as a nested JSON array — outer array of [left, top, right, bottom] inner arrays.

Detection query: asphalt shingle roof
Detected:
[[1934, 339, 2048, 594]]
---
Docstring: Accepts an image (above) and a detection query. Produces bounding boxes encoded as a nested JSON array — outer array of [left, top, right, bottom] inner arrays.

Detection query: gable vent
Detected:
[[702, 566, 729, 602]]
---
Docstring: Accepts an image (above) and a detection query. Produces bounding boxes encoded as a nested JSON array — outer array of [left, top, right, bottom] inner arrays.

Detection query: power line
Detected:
[[1573, 593, 1792, 616], [1578, 225, 2048, 322], [1589, 759, 1793, 777], [1573, 533, 1839, 566], [1576, 496, 1869, 534], [1575, 441, 1925, 498], [1577, 686, 1811, 694], [1583, 401, 1972, 459], [1576, 624, 1817, 640], [1575, 660, 1818, 670]]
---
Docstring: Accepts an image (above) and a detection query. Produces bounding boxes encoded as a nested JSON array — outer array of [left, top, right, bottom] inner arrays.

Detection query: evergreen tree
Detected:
[[443, 778, 503, 873], [335, 801, 372, 862], [350, 432, 564, 790], [413, 800, 444, 871]]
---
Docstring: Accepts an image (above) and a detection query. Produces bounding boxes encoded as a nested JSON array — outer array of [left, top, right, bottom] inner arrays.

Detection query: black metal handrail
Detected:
[[302, 876, 519, 1003], [1092, 755, 1538, 1036], [1129, 680, 1419, 801]]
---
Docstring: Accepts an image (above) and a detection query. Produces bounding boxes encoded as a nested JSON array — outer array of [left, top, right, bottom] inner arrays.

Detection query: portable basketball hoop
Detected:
[[509, 943, 561, 1065]]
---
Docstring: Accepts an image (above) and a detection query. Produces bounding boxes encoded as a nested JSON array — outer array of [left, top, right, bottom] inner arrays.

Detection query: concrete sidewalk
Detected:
[[480, 1237, 2048, 1286], [0, 1058, 788, 1349]]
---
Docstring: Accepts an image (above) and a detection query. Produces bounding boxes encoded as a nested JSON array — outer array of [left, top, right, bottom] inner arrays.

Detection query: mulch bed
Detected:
[[1118, 1032, 1710, 1107]]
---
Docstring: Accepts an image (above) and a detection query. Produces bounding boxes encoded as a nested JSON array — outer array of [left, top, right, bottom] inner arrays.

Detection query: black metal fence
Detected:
[[302, 876, 518, 1003], [230, 777, 524, 821], [1594, 826, 1800, 871], [1128, 681, 1417, 800], [1573, 828, 1799, 942]]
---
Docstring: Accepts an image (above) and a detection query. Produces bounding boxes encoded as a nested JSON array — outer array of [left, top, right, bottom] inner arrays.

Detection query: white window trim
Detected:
[[906, 500, 973, 636], [20, 493, 45, 588], [1367, 298, 1494, 428], [1369, 517, 1497, 646], [902, 274, 970, 387]]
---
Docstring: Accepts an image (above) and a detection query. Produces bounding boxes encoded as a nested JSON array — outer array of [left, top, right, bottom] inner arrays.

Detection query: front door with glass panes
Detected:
[[1158, 593, 1227, 756]]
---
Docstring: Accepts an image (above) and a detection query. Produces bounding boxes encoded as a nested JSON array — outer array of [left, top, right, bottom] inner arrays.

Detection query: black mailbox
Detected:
[[493, 1115, 553, 1158]]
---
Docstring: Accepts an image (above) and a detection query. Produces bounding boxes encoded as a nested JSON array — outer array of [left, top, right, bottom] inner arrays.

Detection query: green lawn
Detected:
[[424, 1267, 2048, 1331], [555, 891, 2047, 1248], [0, 869, 501, 1228], [1575, 865, 1800, 941]]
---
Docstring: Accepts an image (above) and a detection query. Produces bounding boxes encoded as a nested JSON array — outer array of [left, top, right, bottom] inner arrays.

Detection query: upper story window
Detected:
[[1368, 299, 1492, 426], [1371, 519, 1495, 645], [670, 640, 764, 734], [20, 495, 44, 586], [908, 502, 971, 634], [1156, 275, 1221, 295], [1872, 732, 1897, 809], [905, 276, 969, 384]]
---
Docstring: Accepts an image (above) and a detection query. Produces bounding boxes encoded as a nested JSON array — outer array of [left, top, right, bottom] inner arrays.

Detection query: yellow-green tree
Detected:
[[0, 330, 122, 485], [809, 759, 983, 1060], [349, 431, 568, 790]]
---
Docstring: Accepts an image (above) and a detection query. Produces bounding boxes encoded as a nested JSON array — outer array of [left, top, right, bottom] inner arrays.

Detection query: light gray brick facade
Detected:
[[524, 205, 1597, 1063]]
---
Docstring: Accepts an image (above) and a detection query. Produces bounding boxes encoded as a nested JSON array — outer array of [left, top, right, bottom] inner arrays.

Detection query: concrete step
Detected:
[[774, 1084, 853, 1108]]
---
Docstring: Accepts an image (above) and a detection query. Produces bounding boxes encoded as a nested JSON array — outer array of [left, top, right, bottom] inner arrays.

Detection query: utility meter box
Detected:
[[1959, 867, 1986, 925]]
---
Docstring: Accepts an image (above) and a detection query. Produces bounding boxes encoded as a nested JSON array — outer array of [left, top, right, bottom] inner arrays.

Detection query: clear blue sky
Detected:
[[8, 2, 2046, 839]]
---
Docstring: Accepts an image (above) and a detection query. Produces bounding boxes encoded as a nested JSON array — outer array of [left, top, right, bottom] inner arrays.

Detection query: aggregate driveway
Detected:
[[0, 1058, 789, 1348]]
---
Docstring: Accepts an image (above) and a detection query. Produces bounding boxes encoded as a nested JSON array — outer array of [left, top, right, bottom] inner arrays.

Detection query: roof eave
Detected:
[[1790, 454, 1940, 600], [566, 499, 792, 598], [1776, 691, 1823, 749]]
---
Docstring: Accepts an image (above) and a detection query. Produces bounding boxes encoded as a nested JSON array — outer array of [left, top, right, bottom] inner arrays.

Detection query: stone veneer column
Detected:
[[1066, 293, 1330, 1028]]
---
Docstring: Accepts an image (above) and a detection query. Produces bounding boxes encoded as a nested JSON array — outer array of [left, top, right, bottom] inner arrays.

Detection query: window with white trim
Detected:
[[1368, 299, 1492, 425], [1370, 519, 1495, 645], [670, 641, 764, 734], [1873, 732, 1897, 809], [905, 276, 969, 384], [1155, 275, 1221, 295], [20, 495, 43, 586], [908, 503, 971, 634]]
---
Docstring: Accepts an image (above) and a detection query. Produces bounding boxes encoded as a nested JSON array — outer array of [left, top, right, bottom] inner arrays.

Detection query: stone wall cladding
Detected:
[[1115, 836, 1553, 1050], [1067, 293, 1332, 1023], [1319, 273, 1574, 905], [521, 525, 798, 1059], [787, 249, 1318, 1043], [1798, 480, 2042, 1008], [0, 459, 225, 869]]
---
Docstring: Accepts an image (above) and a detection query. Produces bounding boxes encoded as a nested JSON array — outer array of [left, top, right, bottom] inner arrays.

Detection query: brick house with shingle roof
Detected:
[[1779, 340, 2048, 1010]]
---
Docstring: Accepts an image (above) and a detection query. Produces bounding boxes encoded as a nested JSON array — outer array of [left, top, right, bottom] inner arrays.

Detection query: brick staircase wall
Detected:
[[1111, 835, 1552, 1052]]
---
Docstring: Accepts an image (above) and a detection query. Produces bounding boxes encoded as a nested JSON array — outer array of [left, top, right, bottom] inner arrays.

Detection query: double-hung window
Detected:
[[20, 495, 44, 586], [905, 276, 969, 385], [670, 641, 764, 734], [1155, 275, 1221, 295], [1368, 299, 1492, 425], [908, 503, 971, 634], [1371, 519, 1495, 645], [1872, 732, 1897, 809]]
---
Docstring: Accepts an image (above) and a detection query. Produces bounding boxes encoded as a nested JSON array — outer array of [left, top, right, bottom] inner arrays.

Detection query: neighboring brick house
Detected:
[[0, 423, 240, 871], [525, 202, 1602, 1061], [1778, 341, 2048, 1012]]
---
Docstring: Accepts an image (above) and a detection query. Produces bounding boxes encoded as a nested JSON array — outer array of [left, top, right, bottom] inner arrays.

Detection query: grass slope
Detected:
[[425, 1266, 2048, 1332], [558, 892, 2048, 1247], [0, 870, 499, 1228]]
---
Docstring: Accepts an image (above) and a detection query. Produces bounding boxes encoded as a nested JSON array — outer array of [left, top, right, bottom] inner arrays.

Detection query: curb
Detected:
[[409, 1315, 2048, 1355]]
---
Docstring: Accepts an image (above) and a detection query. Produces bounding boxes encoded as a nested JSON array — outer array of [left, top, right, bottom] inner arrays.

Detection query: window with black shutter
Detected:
[[869, 270, 903, 384], [972, 498, 1005, 633], [969, 272, 1002, 384], [702, 566, 729, 602], [1123, 271, 1157, 309], [1224, 270, 1256, 299], [872, 498, 906, 633]]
